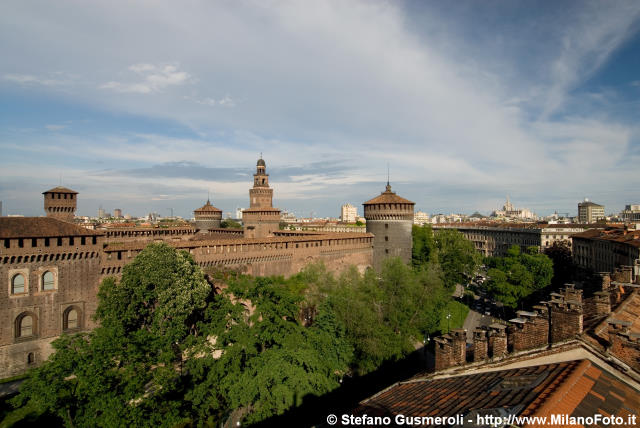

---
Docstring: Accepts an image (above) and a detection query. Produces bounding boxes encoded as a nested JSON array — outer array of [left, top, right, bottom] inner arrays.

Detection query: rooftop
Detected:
[[194, 200, 222, 213], [363, 184, 415, 205], [0, 217, 102, 238], [354, 359, 639, 426], [42, 186, 78, 194]]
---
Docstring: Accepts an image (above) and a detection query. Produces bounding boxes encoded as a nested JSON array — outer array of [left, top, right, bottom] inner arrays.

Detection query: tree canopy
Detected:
[[412, 224, 480, 290], [12, 243, 453, 426], [485, 245, 553, 308]]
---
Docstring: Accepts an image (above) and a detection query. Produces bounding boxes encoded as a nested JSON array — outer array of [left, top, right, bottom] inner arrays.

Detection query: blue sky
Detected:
[[1, 0, 639, 219]]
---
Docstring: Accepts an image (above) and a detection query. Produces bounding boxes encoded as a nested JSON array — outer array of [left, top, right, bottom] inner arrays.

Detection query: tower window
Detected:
[[16, 313, 35, 338], [385, 224, 389, 229], [32, 238, 37, 247], [27, 352, 35, 365], [385, 236, 389, 241], [42, 271, 55, 291], [12, 274, 26, 294], [64, 308, 80, 330]]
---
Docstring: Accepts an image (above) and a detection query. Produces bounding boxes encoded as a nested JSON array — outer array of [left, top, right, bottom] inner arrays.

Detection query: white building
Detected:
[[414, 210, 430, 225], [340, 203, 357, 223]]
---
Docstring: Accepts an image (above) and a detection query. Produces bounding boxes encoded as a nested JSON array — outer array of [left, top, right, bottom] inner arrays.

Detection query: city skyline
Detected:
[[2, 1, 640, 218]]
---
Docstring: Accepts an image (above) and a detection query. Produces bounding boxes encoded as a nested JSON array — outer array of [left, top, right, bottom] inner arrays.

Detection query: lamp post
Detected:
[[446, 312, 451, 333]]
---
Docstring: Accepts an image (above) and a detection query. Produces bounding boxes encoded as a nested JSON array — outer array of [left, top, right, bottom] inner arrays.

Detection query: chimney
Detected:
[[473, 328, 488, 362], [450, 328, 467, 365], [434, 336, 454, 371], [592, 291, 611, 317], [489, 323, 507, 358]]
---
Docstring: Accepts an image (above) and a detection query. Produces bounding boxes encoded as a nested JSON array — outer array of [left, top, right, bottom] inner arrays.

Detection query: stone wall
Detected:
[[0, 235, 103, 378]]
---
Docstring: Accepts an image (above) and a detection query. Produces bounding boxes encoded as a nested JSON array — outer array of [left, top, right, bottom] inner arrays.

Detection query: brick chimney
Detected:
[[592, 291, 611, 317], [610, 330, 640, 372], [450, 328, 467, 365], [473, 328, 488, 362], [509, 310, 549, 352], [434, 336, 454, 371], [598, 273, 611, 291], [550, 299, 583, 343], [488, 323, 507, 358]]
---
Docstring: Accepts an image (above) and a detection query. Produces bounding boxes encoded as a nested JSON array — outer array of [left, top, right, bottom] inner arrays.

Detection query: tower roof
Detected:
[[363, 184, 414, 205], [257, 158, 266, 167], [194, 199, 222, 213], [43, 186, 78, 194]]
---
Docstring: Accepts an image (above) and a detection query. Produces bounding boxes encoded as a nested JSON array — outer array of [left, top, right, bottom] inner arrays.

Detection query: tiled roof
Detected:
[[354, 360, 639, 426], [42, 186, 78, 194], [573, 227, 640, 248], [363, 184, 414, 205], [194, 200, 222, 213], [0, 217, 102, 238]]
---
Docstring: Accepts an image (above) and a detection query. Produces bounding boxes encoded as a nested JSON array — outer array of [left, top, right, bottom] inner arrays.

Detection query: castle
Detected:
[[0, 158, 414, 378]]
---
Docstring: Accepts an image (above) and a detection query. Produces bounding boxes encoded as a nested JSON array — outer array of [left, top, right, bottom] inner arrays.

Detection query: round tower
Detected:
[[43, 186, 78, 222], [363, 182, 415, 270], [193, 199, 223, 231], [242, 157, 281, 238]]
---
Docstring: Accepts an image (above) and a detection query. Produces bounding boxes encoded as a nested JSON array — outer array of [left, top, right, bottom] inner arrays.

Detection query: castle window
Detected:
[[57, 237, 63, 246], [4, 239, 9, 248], [385, 236, 389, 241], [92, 236, 97, 245], [32, 238, 37, 247], [45, 238, 50, 247], [81, 237, 86, 245], [385, 224, 389, 229], [42, 271, 55, 291], [18, 238, 24, 248], [63, 307, 80, 330], [27, 352, 35, 365], [16, 313, 35, 338], [385, 249, 389, 254], [12, 274, 26, 294], [69, 237, 74, 245]]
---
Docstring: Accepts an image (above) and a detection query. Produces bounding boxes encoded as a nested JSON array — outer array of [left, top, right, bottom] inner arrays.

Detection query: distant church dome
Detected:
[[257, 158, 266, 167]]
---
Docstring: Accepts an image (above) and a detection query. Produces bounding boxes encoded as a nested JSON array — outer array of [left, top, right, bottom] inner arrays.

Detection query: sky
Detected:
[[1, 0, 639, 219]]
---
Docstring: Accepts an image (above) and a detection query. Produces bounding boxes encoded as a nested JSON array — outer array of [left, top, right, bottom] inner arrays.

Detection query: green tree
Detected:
[[12, 243, 211, 427], [412, 225, 480, 290], [185, 276, 352, 425], [220, 219, 242, 228], [434, 229, 481, 290], [326, 258, 447, 374], [485, 245, 553, 309]]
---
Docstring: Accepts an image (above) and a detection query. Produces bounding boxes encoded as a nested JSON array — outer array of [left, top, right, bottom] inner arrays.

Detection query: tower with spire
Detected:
[[242, 156, 281, 238], [193, 195, 223, 232], [363, 178, 415, 270]]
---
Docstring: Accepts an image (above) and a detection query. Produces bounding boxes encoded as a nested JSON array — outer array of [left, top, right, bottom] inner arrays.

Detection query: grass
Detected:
[[439, 300, 469, 333]]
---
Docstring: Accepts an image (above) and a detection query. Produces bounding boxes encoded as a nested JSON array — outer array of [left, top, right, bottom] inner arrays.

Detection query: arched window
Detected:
[[12, 274, 25, 294], [42, 271, 55, 290], [63, 307, 80, 330], [27, 352, 35, 365], [16, 314, 34, 338]]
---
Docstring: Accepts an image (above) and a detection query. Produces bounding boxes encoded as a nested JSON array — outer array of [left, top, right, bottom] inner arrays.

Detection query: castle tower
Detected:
[[363, 182, 414, 270], [193, 199, 222, 231], [242, 157, 281, 238], [43, 186, 78, 222]]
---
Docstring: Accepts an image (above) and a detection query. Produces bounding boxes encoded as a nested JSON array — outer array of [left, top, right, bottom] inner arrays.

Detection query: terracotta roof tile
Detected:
[[42, 186, 78, 194], [0, 217, 102, 238], [363, 185, 414, 205]]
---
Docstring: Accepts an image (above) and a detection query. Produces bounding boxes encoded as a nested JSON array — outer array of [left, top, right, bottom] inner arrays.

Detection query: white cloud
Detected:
[[3, 73, 66, 86], [100, 63, 190, 94]]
